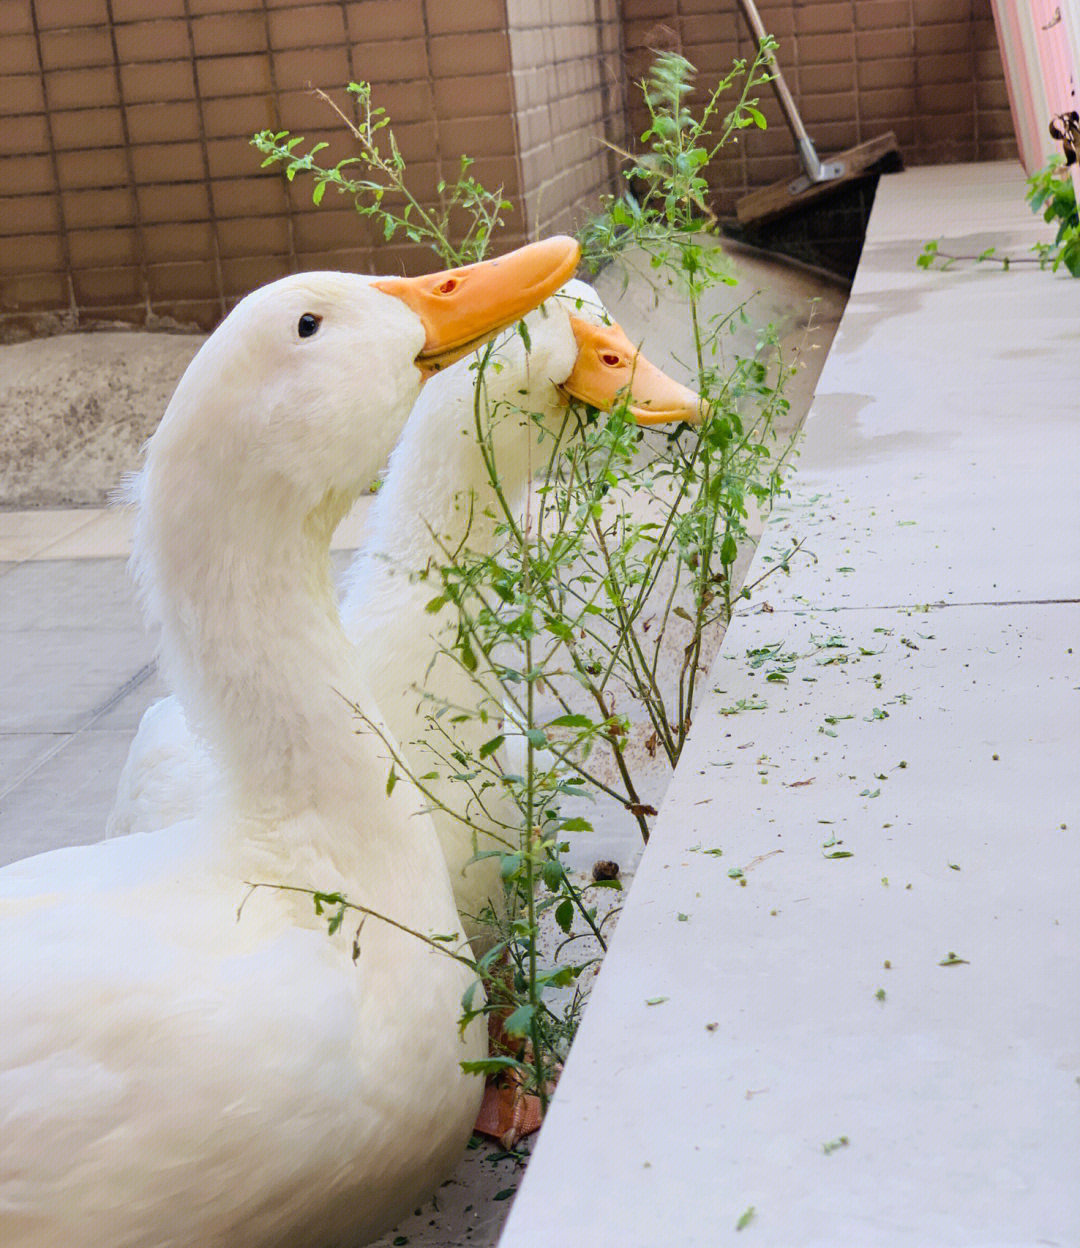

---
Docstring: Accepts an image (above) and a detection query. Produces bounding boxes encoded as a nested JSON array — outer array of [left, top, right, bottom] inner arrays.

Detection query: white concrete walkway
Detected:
[[499, 163, 1079, 1246]]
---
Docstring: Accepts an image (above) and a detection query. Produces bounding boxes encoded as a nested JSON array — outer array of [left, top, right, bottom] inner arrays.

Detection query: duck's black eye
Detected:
[[298, 313, 321, 339]]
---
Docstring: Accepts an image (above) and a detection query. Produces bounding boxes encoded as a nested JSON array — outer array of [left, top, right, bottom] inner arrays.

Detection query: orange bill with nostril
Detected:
[[560, 316, 705, 425]]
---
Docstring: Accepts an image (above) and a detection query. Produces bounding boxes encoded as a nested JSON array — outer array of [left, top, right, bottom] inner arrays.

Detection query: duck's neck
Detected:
[[138, 476, 376, 823], [344, 368, 543, 625]]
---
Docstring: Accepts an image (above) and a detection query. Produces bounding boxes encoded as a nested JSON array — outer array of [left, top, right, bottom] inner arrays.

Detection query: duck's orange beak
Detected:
[[560, 316, 705, 425], [373, 236, 580, 377]]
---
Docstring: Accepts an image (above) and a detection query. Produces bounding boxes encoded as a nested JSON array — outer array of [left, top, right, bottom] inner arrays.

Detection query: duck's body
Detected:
[[3, 818, 473, 1248], [1, 243, 580, 1247]]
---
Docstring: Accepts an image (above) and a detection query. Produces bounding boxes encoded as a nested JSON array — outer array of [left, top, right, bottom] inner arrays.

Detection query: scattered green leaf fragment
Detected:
[[837, 566, 855, 573], [493, 1188, 516, 1201], [677, 912, 690, 922], [823, 1135, 850, 1154], [948, 862, 961, 871], [881, 877, 889, 886], [897, 760, 908, 769], [865, 707, 889, 721], [736, 1206, 756, 1231], [728, 867, 744, 879], [939, 952, 969, 966], [719, 696, 767, 715], [393, 1238, 409, 1246], [645, 996, 670, 1006], [859, 788, 881, 799], [875, 988, 886, 1002], [884, 960, 891, 969], [824, 850, 854, 859]]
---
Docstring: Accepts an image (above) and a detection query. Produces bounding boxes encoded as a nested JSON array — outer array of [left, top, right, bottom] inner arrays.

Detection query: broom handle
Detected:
[[734, 0, 825, 181]]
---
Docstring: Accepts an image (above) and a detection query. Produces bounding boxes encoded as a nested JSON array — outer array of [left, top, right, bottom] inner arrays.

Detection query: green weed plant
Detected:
[[917, 155, 1080, 276], [251, 45, 801, 1106]]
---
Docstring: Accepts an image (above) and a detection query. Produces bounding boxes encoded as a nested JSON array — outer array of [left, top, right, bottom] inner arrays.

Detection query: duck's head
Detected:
[[144, 239, 581, 520], [470, 279, 703, 449], [555, 280, 705, 426]]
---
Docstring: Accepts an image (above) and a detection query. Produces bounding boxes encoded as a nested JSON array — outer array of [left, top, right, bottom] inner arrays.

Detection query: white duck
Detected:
[[341, 282, 702, 942], [0, 239, 579, 1248], [107, 281, 701, 949]]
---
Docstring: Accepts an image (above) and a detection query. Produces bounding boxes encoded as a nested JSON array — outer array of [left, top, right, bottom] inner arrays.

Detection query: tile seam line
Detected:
[[733, 596, 1080, 618], [0, 512, 107, 569], [0, 660, 156, 805]]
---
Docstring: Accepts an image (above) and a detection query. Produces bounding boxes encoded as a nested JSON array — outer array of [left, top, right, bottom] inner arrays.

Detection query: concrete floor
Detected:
[[499, 163, 1080, 1246]]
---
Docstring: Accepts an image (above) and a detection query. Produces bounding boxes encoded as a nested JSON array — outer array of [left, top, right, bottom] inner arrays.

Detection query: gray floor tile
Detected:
[[0, 727, 135, 866]]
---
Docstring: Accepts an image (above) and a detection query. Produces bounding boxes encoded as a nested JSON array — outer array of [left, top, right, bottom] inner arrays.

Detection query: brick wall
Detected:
[[0, 0, 527, 338], [0, 0, 1017, 337], [622, 0, 1017, 219], [507, 0, 625, 237]]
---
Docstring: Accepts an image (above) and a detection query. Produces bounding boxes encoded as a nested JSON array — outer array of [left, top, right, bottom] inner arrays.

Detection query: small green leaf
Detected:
[[386, 765, 397, 796], [720, 532, 738, 565], [745, 105, 767, 129], [478, 734, 505, 759], [645, 996, 669, 1006], [555, 898, 574, 933], [541, 858, 563, 891], [736, 1206, 756, 1231], [502, 1003, 536, 1037], [460, 1055, 524, 1077]]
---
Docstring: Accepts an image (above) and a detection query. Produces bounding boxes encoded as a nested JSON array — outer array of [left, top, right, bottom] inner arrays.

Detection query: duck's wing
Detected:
[[106, 695, 210, 840]]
